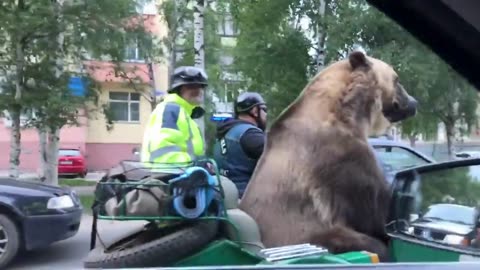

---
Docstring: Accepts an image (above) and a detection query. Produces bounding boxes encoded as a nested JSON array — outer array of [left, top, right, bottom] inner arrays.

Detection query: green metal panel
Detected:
[[391, 238, 460, 262], [260, 254, 350, 265], [174, 239, 378, 267], [174, 240, 263, 267], [336, 251, 377, 263]]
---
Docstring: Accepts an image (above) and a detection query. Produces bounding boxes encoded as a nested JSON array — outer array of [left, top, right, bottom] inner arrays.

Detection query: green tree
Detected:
[[215, 0, 479, 152], [420, 167, 480, 210], [159, 0, 192, 87], [171, 0, 225, 154], [231, 0, 312, 120], [0, 0, 157, 184], [325, 1, 478, 151]]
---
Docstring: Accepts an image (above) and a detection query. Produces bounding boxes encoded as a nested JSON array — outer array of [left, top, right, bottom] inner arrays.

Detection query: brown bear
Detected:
[[238, 50, 417, 262]]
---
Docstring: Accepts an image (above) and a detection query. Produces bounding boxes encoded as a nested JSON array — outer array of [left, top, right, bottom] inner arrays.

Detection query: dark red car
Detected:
[[57, 148, 87, 178]]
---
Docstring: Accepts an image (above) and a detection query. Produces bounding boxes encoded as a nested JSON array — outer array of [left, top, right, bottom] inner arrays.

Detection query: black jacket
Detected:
[[215, 119, 265, 160]]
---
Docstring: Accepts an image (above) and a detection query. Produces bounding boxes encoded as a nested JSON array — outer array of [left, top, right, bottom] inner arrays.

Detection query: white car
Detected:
[[408, 204, 478, 246]]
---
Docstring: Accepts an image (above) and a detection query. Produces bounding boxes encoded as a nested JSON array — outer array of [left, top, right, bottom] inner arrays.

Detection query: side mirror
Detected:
[[389, 158, 480, 250]]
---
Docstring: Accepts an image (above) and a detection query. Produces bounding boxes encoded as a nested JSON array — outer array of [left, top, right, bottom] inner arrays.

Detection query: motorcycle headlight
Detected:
[[47, 195, 75, 209], [443, 234, 465, 245]]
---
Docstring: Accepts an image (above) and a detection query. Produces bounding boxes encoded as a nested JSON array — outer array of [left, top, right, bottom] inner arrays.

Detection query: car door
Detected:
[[387, 159, 480, 262]]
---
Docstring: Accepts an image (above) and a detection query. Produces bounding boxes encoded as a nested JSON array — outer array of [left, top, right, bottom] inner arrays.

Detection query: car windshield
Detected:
[[3, 0, 480, 269], [373, 146, 430, 171], [423, 204, 475, 225], [58, 149, 81, 156]]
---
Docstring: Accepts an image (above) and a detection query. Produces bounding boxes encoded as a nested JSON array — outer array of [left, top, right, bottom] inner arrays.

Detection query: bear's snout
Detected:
[[404, 95, 418, 117], [383, 94, 417, 123]]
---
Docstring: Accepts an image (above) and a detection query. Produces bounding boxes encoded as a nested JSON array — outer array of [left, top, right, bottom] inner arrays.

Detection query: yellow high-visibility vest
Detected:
[[141, 94, 204, 166]]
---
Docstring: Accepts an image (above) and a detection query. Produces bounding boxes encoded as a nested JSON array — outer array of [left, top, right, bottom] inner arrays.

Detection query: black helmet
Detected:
[[169, 66, 208, 93], [234, 92, 266, 115]]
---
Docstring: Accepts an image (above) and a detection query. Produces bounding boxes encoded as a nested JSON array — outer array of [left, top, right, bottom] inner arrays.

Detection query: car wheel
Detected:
[[0, 214, 20, 269]]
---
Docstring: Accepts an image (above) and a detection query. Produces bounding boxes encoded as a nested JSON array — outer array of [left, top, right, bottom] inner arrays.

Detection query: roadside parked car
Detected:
[[455, 151, 480, 159], [0, 177, 83, 269], [369, 137, 435, 171], [368, 137, 435, 184], [408, 204, 477, 246], [58, 148, 87, 178]]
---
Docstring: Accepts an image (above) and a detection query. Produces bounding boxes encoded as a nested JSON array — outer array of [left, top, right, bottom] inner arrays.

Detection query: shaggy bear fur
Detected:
[[238, 51, 417, 262]]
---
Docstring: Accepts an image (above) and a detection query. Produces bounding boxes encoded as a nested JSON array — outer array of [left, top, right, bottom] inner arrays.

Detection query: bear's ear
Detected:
[[348, 51, 369, 69]]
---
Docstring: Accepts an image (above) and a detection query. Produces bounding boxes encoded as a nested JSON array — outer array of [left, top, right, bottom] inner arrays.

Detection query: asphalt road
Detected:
[[9, 214, 148, 270]]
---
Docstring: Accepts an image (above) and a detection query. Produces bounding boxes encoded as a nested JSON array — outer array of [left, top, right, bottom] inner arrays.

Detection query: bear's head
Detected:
[[348, 50, 417, 135]]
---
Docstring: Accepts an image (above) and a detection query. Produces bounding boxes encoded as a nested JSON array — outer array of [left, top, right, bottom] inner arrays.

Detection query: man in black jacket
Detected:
[[213, 92, 268, 198]]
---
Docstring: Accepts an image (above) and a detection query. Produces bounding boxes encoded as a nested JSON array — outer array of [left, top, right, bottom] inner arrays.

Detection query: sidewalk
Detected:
[[84, 171, 106, 182], [0, 170, 105, 181], [0, 170, 40, 180]]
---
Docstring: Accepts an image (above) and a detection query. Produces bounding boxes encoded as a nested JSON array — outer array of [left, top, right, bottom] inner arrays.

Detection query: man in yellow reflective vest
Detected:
[[141, 66, 208, 166]]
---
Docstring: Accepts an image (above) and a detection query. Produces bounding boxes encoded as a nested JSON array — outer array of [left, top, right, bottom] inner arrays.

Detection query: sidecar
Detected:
[[83, 158, 480, 269], [83, 159, 381, 268]]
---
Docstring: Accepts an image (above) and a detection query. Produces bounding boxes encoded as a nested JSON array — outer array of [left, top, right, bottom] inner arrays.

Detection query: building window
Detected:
[[109, 92, 140, 122], [125, 38, 146, 62]]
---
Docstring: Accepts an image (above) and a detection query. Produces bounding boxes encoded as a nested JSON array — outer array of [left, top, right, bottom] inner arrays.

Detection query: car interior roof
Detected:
[[366, 0, 480, 91]]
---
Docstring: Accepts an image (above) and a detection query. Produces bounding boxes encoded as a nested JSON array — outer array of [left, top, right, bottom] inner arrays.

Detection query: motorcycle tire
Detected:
[[84, 220, 218, 268]]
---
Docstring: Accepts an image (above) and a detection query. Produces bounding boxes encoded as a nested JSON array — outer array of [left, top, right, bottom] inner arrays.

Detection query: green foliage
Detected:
[[167, 1, 226, 153], [79, 195, 95, 213], [235, 28, 311, 118], [164, 0, 480, 150], [0, 0, 157, 131], [175, 5, 223, 88], [420, 166, 480, 210], [224, 0, 479, 142], [0, 0, 161, 182], [321, 1, 478, 142], [231, 0, 312, 119], [59, 178, 96, 187]]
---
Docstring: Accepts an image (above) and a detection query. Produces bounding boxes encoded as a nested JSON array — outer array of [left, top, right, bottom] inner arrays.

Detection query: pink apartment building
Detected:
[[0, 7, 168, 173]]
